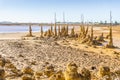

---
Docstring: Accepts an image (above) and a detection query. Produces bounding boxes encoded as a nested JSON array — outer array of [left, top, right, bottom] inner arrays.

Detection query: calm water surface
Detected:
[[0, 25, 50, 33]]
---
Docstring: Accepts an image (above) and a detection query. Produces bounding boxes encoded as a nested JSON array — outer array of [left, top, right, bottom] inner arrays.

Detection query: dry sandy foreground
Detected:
[[0, 39, 120, 72], [0, 26, 120, 79]]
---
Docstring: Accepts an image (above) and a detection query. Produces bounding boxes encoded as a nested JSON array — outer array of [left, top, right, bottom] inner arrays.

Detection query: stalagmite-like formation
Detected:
[[105, 11, 115, 48], [50, 24, 53, 34], [29, 25, 33, 37], [47, 29, 52, 37], [78, 25, 102, 46], [105, 26, 115, 48], [54, 13, 57, 37], [96, 33, 104, 41], [85, 26, 89, 38], [81, 35, 91, 44], [40, 25, 43, 38], [78, 24, 89, 42], [25, 25, 34, 37], [54, 23, 57, 37], [58, 25, 61, 36], [66, 24, 69, 36], [70, 27, 75, 37], [50, 24, 54, 36], [90, 26, 93, 41], [86, 26, 94, 45], [61, 26, 66, 37], [44, 31, 47, 36]]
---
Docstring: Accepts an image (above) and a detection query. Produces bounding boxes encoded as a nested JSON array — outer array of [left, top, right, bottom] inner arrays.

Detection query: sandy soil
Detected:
[[0, 26, 120, 80], [0, 32, 40, 39], [0, 26, 120, 68], [0, 39, 120, 72]]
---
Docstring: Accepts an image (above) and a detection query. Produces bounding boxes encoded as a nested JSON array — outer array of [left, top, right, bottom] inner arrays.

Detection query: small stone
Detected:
[[22, 66, 34, 75], [0, 68, 5, 78]]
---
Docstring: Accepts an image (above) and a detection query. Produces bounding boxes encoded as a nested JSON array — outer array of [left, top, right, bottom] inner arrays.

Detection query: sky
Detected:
[[0, 0, 120, 23]]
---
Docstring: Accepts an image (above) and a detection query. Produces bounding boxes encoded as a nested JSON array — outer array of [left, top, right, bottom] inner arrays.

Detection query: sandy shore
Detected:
[[0, 26, 120, 47], [0, 32, 40, 39], [0, 26, 120, 79], [0, 39, 120, 70], [0, 39, 120, 80]]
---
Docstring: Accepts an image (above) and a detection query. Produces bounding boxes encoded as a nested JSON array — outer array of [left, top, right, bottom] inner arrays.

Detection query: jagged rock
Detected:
[[98, 66, 110, 77], [106, 35, 110, 39], [21, 66, 35, 80], [96, 33, 104, 41], [66, 62, 78, 72], [114, 69, 120, 75], [105, 27, 115, 48], [5, 63, 21, 79], [40, 25, 44, 38], [43, 65, 55, 77], [34, 71, 43, 79], [64, 62, 82, 80], [44, 31, 48, 36], [4, 63, 16, 70], [105, 44, 115, 48], [49, 70, 65, 80], [5, 70, 18, 79], [0, 58, 6, 67], [58, 25, 61, 37], [22, 66, 34, 75], [97, 66, 111, 80], [54, 23, 57, 36], [25, 25, 34, 37], [22, 74, 35, 80], [70, 27, 75, 38], [47, 29, 52, 37], [80, 35, 90, 44], [81, 68, 91, 80], [0, 68, 5, 80], [61, 26, 66, 37], [91, 40, 102, 46]]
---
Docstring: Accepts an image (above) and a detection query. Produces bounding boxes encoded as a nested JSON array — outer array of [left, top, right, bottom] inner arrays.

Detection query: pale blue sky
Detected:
[[0, 0, 120, 23]]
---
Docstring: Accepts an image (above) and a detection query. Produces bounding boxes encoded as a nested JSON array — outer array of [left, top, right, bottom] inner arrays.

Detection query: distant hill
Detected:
[[0, 21, 13, 24]]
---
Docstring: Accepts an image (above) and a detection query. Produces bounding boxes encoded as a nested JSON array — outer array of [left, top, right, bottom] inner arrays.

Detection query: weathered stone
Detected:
[[98, 66, 110, 78], [43, 65, 55, 77], [64, 62, 82, 80], [22, 74, 35, 80], [0, 58, 6, 67], [81, 68, 91, 80], [22, 66, 34, 75], [49, 70, 65, 80], [0, 69, 5, 79]]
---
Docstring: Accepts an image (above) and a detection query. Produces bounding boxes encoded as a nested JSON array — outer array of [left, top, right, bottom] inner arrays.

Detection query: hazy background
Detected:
[[0, 0, 119, 23]]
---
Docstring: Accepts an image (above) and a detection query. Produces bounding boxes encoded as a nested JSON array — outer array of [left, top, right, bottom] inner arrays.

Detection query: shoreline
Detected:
[[0, 32, 40, 40]]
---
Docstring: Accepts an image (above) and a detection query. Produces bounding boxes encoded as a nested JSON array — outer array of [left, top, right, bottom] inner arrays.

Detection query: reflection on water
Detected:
[[0, 25, 50, 33]]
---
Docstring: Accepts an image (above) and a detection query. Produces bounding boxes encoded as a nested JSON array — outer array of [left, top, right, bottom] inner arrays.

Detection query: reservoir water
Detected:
[[0, 25, 50, 33]]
